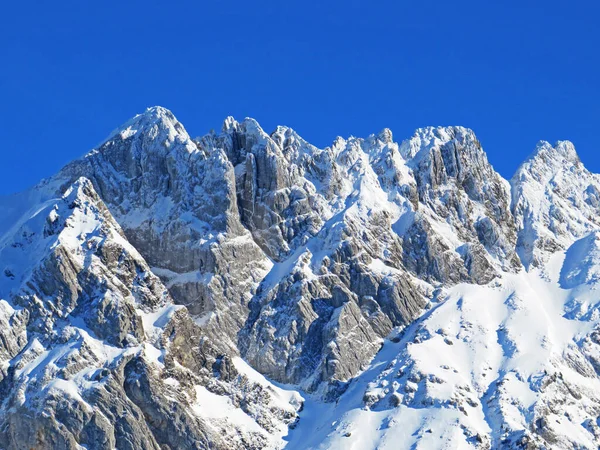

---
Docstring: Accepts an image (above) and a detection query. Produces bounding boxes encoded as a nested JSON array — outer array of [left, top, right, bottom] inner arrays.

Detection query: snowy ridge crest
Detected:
[[1, 106, 600, 450]]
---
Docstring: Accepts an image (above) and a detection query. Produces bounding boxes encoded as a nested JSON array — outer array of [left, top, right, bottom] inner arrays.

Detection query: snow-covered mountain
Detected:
[[1, 106, 600, 449]]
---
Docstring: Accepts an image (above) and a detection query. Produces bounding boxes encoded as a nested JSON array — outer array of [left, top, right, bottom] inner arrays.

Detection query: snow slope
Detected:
[[285, 245, 600, 449], [2, 107, 600, 449]]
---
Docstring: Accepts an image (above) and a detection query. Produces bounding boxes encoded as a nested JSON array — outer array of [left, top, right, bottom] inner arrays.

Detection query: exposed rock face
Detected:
[[511, 140, 600, 269], [217, 121, 519, 389], [400, 126, 521, 281], [0, 176, 299, 450], [3, 106, 600, 449], [52, 108, 272, 353]]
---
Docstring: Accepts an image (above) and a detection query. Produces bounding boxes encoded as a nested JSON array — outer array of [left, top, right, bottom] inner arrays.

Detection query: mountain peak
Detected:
[[85, 106, 197, 163], [100, 105, 187, 145], [6, 111, 600, 450], [375, 127, 393, 144], [221, 116, 271, 147], [122, 105, 179, 132], [513, 139, 582, 185], [399, 125, 478, 161], [142, 105, 175, 118], [63, 176, 97, 202], [530, 139, 579, 164], [222, 115, 237, 132], [222, 116, 264, 132], [511, 138, 599, 269]]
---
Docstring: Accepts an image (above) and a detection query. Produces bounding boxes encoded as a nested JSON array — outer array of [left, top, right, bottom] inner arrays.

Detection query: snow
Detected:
[[282, 246, 600, 449], [139, 303, 184, 339], [45, 378, 90, 408], [560, 231, 600, 288], [143, 342, 164, 367], [192, 385, 264, 434], [511, 139, 600, 268], [119, 195, 175, 230], [0, 197, 61, 297], [233, 357, 304, 411], [98, 106, 199, 156], [391, 210, 415, 236], [3, 107, 600, 449], [151, 267, 214, 289]]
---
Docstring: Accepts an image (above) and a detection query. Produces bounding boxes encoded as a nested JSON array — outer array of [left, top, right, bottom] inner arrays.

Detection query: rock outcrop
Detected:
[[0, 176, 299, 450], [3, 106, 600, 449]]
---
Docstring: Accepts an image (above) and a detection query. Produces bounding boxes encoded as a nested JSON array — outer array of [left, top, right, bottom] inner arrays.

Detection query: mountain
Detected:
[[1, 107, 600, 449]]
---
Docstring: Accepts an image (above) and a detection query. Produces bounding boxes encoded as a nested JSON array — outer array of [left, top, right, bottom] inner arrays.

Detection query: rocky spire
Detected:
[[512, 139, 600, 268]]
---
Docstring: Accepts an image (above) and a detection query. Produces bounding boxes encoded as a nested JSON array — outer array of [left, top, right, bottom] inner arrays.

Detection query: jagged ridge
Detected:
[[1, 106, 600, 449]]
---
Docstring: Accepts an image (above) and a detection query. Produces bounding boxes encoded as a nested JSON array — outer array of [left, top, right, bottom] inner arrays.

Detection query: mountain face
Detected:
[[1, 107, 600, 449]]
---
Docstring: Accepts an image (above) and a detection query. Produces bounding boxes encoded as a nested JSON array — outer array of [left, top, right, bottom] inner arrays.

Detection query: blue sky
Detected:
[[1, 1, 598, 195]]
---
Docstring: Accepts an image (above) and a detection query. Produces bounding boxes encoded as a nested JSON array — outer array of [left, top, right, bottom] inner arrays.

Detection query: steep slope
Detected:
[[221, 120, 427, 391], [41, 110, 521, 395], [43, 107, 271, 354], [512, 140, 600, 269], [400, 126, 521, 281], [285, 238, 600, 449], [218, 120, 523, 392], [283, 142, 600, 450], [3, 106, 600, 450], [0, 178, 299, 449]]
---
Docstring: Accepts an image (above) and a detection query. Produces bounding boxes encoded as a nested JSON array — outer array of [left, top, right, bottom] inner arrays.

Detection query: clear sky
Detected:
[[1, 1, 598, 195]]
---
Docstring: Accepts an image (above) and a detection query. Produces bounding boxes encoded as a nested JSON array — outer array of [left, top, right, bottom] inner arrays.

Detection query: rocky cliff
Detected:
[[1, 107, 600, 449]]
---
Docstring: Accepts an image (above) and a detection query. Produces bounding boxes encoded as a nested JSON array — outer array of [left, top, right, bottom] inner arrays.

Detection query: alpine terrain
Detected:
[[2, 106, 600, 449]]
